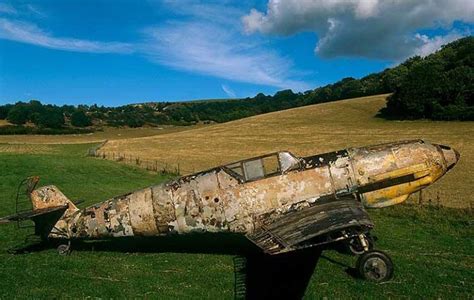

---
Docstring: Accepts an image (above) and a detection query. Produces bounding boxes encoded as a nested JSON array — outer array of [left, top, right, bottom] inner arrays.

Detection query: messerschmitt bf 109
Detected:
[[0, 140, 459, 282]]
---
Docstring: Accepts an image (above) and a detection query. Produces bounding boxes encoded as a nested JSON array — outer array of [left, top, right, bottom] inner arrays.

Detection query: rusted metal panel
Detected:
[[68, 195, 134, 238], [247, 198, 373, 254], [151, 184, 176, 234], [31, 185, 77, 214], [128, 188, 158, 236]]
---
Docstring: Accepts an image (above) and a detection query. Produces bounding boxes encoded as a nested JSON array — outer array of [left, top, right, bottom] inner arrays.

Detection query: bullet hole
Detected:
[[71, 227, 77, 233], [205, 196, 210, 200], [214, 197, 219, 203], [91, 212, 96, 219]]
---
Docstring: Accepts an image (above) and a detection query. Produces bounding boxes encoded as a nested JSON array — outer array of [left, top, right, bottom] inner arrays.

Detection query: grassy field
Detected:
[[0, 124, 206, 144], [0, 144, 472, 298], [101, 94, 474, 208]]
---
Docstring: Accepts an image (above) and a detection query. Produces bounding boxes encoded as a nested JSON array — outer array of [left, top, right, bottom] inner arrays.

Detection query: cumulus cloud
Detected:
[[242, 0, 474, 60], [0, 18, 134, 54], [412, 33, 464, 57]]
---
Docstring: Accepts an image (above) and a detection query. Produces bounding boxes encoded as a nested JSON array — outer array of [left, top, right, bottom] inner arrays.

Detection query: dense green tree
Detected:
[[125, 116, 145, 128], [0, 104, 12, 119], [381, 36, 473, 120], [35, 107, 65, 128], [7, 105, 29, 125], [71, 110, 92, 127]]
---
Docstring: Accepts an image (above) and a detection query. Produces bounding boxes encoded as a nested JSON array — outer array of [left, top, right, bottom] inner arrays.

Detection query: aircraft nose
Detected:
[[439, 145, 460, 170]]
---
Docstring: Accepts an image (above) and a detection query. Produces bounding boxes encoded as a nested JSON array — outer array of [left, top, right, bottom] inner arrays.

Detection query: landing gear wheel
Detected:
[[57, 241, 71, 256], [356, 250, 393, 282], [346, 234, 373, 255]]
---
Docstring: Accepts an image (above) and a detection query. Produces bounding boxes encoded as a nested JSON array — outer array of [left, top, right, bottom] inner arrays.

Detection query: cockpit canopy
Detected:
[[223, 151, 301, 182]]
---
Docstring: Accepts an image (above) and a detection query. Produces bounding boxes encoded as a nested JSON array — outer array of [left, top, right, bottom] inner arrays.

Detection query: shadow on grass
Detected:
[[10, 233, 340, 299], [234, 248, 322, 299]]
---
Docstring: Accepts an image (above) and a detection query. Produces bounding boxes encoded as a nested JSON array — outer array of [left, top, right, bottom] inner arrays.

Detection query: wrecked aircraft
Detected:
[[0, 140, 460, 282]]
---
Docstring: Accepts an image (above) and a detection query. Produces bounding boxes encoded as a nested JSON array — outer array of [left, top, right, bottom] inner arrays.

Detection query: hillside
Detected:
[[100, 94, 474, 208], [1, 37, 471, 133]]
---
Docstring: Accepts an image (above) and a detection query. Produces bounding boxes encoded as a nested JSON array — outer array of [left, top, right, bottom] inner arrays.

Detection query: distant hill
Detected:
[[165, 37, 473, 123], [101, 93, 474, 208], [0, 36, 472, 133]]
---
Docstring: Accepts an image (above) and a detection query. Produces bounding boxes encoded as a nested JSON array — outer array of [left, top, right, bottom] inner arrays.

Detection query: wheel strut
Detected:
[[57, 240, 71, 256]]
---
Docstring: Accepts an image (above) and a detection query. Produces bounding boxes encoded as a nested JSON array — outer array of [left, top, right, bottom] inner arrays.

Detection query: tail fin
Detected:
[[29, 185, 79, 239], [0, 180, 79, 240], [30, 185, 78, 212]]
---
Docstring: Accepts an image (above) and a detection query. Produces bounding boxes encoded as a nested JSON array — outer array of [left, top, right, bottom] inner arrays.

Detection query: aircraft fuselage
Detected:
[[30, 140, 458, 241]]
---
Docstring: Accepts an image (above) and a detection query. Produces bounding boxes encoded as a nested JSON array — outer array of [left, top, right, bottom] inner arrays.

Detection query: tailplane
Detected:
[[0, 177, 79, 240]]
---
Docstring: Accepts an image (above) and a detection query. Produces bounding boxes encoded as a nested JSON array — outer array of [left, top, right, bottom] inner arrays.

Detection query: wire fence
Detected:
[[87, 141, 187, 175]]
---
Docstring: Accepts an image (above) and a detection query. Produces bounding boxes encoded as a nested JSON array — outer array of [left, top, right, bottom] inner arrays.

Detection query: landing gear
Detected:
[[343, 231, 393, 282], [57, 241, 71, 256], [356, 250, 393, 282], [346, 233, 374, 255]]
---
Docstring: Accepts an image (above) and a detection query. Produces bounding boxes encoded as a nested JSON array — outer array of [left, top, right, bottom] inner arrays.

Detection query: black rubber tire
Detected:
[[356, 250, 393, 282]]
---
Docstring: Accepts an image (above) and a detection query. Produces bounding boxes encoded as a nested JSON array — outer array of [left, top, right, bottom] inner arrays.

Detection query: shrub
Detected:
[[71, 110, 92, 127]]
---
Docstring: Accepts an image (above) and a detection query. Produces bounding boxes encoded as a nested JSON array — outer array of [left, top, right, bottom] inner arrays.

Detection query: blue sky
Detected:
[[0, 0, 472, 106]]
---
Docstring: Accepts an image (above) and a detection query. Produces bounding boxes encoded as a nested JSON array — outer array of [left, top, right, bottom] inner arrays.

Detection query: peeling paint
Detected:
[[3, 140, 459, 255]]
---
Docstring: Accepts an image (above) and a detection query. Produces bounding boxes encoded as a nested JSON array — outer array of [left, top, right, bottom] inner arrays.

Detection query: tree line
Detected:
[[0, 36, 471, 133], [0, 100, 92, 128], [380, 36, 473, 120]]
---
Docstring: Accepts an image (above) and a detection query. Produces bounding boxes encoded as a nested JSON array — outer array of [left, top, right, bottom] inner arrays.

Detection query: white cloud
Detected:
[[243, 0, 474, 60], [0, 3, 16, 15], [412, 33, 464, 57], [25, 4, 46, 18], [143, 20, 309, 90], [0, 2, 310, 90], [163, 0, 244, 26], [0, 18, 134, 54], [221, 84, 236, 98]]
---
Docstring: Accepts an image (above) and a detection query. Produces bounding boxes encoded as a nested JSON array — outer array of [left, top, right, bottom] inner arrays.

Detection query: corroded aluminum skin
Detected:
[[35, 140, 458, 240]]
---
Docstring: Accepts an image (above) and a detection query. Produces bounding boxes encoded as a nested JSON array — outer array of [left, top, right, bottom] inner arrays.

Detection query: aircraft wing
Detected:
[[0, 205, 68, 225], [247, 196, 373, 255]]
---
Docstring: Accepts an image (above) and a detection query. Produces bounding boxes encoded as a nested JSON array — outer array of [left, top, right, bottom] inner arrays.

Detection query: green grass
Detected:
[[306, 206, 473, 298], [0, 144, 472, 298]]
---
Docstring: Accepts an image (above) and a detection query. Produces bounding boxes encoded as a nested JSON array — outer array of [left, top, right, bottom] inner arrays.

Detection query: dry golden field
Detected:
[[0, 120, 11, 126], [0, 125, 205, 144], [101, 94, 474, 208], [0, 144, 57, 154]]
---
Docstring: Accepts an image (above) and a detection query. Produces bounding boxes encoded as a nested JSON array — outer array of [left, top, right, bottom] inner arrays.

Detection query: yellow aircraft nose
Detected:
[[438, 145, 460, 170]]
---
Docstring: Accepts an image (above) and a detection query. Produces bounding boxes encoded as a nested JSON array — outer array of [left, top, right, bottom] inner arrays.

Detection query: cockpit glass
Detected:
[[224, 152, 300, 182], [243, 159, 265, 181], [225, 162, 244, 178], [279, 152, 301, 173]]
